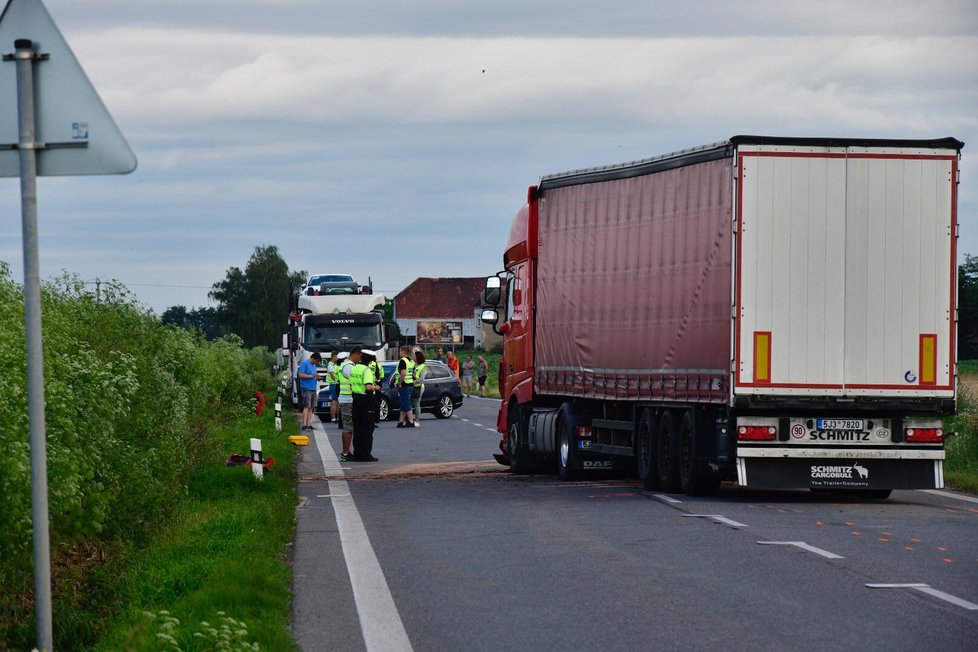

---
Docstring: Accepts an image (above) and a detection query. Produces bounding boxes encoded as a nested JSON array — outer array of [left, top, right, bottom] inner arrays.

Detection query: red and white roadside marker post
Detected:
[[274, 400, 282, 432], [250, 438, 264, 480]]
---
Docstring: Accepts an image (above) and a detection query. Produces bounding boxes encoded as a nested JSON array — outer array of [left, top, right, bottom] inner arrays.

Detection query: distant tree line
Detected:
[[163, 248, 978, 358], [161, 245, 305, 349], [960, 254, 978, 360]]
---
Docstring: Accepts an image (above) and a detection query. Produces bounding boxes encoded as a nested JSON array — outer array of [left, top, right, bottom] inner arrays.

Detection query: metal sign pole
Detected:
[[14, 37, 53, 652]]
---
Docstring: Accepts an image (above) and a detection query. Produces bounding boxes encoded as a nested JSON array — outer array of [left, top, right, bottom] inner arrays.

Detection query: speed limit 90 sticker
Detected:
[[790, 423, 807, 440]]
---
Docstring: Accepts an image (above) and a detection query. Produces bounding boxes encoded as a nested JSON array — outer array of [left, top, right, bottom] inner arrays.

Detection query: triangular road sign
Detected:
[[0, 0, 136, 176]]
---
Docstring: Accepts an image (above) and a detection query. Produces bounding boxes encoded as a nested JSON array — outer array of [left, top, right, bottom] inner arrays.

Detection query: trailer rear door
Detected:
[[735, 143, 958, 398]]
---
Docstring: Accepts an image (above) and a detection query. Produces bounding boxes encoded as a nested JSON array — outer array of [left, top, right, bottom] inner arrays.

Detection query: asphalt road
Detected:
[[292, 398, 978, 651]]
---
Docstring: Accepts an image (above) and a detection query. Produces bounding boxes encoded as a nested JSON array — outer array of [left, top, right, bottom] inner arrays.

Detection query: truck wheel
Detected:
[[377, 396, 390, 421], [655, 410, 680, 493], [556, 411, 578, 481], [637, 408, 659, 490], [678, 411, 720, 496], [508, 403, 532, 475]]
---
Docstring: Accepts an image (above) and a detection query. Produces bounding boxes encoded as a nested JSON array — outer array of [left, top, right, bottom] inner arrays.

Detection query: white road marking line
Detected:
[[316, 494, 350, 498], [313, 426, 346, 478], [472, 423, 484, 428], [919, 489, 978, 505], [757, 541, 844, 559], [682, 514, 748, 528], [866, 583, 929, 588], [461, 418, 470, 422], [314, 425, 413, 651], [867, 584, 978, 611], [651, 493, 682, 504], [914, 587, 978, 611], [485, 428, 497, 433]]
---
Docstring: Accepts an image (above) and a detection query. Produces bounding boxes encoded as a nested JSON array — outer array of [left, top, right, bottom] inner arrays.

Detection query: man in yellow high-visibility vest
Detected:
[[396, 345, 416, 428], [350, 347, 380, 461]]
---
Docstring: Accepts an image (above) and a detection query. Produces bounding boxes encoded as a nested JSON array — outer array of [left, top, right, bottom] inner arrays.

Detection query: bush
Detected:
[[946, 377, 978, 493], [0, 264, 274, 647]]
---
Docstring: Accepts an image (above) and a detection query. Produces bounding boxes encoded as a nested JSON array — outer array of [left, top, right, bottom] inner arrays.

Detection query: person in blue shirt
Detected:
[[297, 352, 321, 431]]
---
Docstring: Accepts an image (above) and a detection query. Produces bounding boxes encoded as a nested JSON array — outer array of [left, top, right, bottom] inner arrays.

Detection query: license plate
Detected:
[[816, 419, 864, 431], [318, 401, 328, 408]]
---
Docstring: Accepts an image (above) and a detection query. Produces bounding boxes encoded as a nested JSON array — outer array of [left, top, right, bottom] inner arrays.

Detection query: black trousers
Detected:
[[352, 394, 375, 459], [372, 390, 381, 423]]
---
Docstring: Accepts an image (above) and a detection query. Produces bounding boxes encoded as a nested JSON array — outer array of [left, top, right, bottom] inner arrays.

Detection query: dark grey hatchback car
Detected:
[[377, 360, 463, 420]]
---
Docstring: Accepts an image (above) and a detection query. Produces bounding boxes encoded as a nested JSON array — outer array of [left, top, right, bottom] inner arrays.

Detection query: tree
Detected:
[[161, 305, 228, 340], [959, 254, 978, 360], [209, 245, 305, 349], [160, 304, 190, 328]]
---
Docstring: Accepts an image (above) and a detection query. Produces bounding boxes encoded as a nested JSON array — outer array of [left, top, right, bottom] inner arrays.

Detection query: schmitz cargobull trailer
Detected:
[[482, 135, 963, 497]]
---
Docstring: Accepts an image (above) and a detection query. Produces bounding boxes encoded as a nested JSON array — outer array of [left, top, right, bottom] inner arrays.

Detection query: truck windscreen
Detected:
[[304, 323, 383, 350]]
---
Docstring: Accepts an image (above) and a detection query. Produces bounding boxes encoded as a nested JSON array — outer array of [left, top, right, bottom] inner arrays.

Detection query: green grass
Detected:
[[88, 410, 298, 651], [946, 365, 978, 493]]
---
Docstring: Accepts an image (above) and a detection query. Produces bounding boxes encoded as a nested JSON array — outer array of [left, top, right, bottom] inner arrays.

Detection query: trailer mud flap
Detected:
[[737, 457, 943, 490]]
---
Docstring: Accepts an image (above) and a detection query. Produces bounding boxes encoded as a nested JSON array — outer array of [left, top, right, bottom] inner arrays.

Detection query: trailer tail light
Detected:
[[905, 427, 943, 443], [738, 425, 777, 441]]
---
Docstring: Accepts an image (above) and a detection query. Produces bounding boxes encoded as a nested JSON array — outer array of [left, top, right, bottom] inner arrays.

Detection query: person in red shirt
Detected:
[[446, 350, 460, 378]]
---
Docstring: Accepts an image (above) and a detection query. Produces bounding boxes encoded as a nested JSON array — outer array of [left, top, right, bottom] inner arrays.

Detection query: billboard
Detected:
[[417, 320, 463, 344]]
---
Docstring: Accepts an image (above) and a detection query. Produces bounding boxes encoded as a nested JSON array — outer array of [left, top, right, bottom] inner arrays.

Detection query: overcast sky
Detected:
[[1, 0, 976, 312]]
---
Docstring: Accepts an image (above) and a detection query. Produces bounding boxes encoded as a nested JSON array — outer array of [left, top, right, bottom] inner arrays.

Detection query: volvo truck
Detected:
[[284, 288, 394, 405]]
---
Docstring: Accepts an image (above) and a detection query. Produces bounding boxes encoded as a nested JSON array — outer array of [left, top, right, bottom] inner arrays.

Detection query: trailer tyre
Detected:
[[655, 410, 680, 493], [678, 411, 720, 496], [637, 408, 659, 490]]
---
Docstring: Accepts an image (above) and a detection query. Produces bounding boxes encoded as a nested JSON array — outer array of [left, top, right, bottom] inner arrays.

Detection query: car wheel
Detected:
[[435, 394, 454, 418], [378, 396, 390, 421]]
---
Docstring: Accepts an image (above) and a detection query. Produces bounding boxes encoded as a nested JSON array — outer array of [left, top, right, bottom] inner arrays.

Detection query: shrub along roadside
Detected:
[[0, 264, 283, 648], [91, 410, 298, 651], [945, 364, 978, 493]]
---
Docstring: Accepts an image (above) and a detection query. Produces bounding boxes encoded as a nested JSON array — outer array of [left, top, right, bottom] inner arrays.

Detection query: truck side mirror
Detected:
[[484, 276, 501, 306], [289, 325, 299, 352], [481, 309, 499, 325]]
